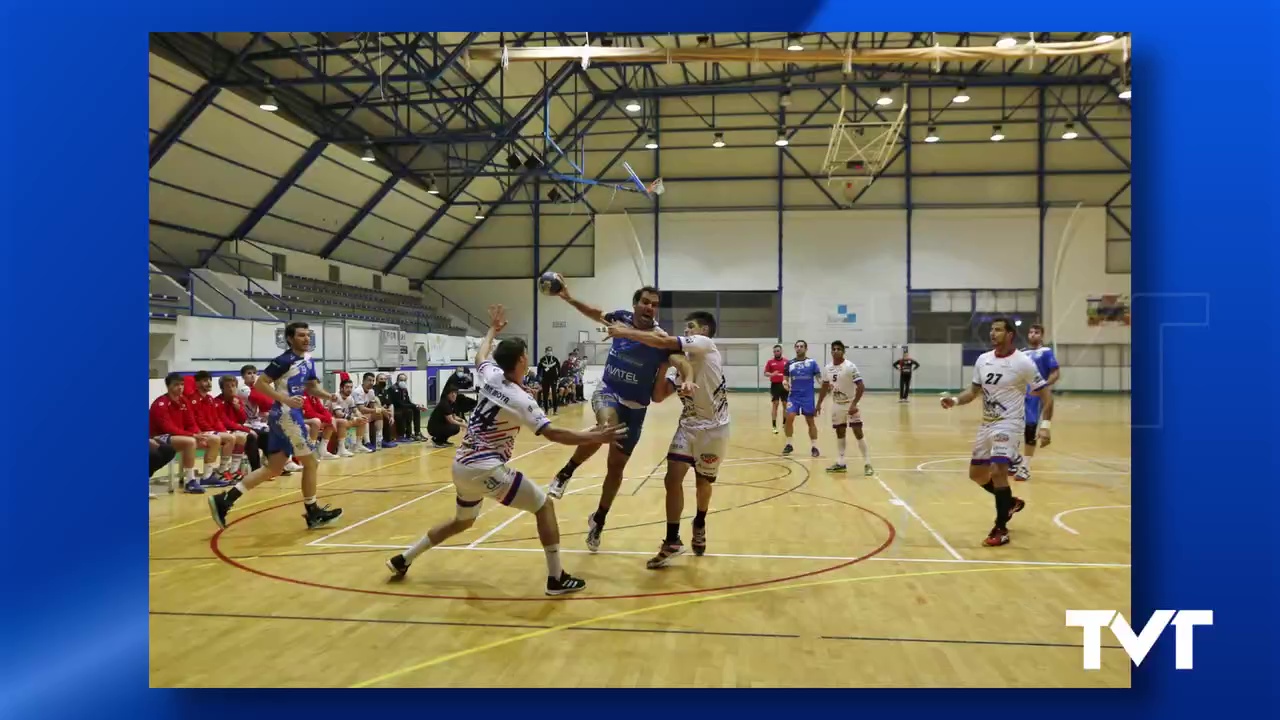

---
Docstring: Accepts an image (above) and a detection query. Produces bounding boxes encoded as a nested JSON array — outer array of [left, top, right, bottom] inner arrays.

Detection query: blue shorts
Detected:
[[267, 407, 312, 457], [787, 393, 816, 417], [1025, 394, 1042, 425], [591, 388, 648, 456]]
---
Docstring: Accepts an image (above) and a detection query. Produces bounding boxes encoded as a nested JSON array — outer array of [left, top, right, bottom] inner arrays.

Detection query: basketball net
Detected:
[[822, 86, 907, 189]]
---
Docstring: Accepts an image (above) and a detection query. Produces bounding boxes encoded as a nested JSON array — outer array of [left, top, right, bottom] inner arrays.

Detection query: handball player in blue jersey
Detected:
[[782, 340, 823, 457], [549, 281, 684, 552], [1014, 323, 1060, 481], [207, 321, 343, 530]]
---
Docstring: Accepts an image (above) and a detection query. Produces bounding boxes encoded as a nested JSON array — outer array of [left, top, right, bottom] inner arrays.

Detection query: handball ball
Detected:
[[538, 271, 565, 296]]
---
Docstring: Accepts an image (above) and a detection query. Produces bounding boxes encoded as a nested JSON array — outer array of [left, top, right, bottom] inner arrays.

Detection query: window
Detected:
[[1106, 239, 1131, 274], [657, 290, 780, 338], [329, 264, 341, 283], [372, 274, 382, 291], [272, 253, 286, 275]]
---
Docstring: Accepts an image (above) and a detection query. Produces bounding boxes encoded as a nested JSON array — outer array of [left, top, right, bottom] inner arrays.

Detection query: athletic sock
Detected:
[[693, 510, 707, 528], [231, 453, 243, 469], [226, 482, 245, 505], [665, 522, 681, 544], [186, 468, 196, 482], [558, 459, 581, 479], [980, 481, 996, 495], [304, 496, 317, 508], [857, 437, 870, 463], [593, 506, 610, 525], [994, 487, 1013, 529], [544, 544, 562, 578], [404, 534, 435, 563], [836, 436, 847, 464]]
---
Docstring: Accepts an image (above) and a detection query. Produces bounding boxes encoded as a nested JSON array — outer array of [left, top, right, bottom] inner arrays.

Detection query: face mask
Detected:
[[397, 380, 407, 388]]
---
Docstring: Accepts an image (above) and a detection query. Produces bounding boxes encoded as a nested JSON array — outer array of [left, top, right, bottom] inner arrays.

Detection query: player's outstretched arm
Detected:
[[542, 422, 628, 447], [556, 280, 606, 323], [665, 353, 697, 396], [605, 323, 682, 351], [475, 305, 507, 366], [255, 373, 301, 409]]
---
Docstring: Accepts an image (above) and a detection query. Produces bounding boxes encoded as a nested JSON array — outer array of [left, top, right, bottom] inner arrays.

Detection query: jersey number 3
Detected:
[[983, 373, 1004, 385]]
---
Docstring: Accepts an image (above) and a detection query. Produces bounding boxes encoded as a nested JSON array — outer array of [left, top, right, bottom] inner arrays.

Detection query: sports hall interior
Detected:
[[148, 32, 1132, 688]]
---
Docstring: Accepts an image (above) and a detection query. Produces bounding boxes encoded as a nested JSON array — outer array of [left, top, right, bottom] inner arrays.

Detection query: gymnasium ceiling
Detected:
[[148, 32, 1131, 281]]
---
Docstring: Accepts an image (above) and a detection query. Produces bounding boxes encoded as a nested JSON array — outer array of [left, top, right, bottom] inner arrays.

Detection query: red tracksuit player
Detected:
[[149, 373, 217, 494], [187, 371, 242, 486]]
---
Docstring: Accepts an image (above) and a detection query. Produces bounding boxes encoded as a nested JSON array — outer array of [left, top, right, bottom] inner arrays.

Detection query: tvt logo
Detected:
[[1065, 610, 1213, 669]]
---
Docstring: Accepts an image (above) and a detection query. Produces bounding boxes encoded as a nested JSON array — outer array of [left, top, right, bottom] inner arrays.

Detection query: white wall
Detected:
[[911, 209, 1040, 289], [782, 210, 908, 347], [657, 211, 777, 291], [1043, 206, 1129, 345]]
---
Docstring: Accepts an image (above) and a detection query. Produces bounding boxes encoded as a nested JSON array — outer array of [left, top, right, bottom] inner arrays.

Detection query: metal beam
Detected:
[[149, 33, 263, 168], [319, 174, 399, 259], [426, 98, 610, 279], [1076, 116, 1131, 170], [209, 140, 328, 263], [386, 63, 584, 275], [782, 148, 842, 209], [539, 218, 595, 273]]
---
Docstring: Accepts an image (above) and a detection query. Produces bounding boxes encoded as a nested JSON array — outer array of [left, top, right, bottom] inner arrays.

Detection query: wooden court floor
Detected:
[[149, 392, 1131, 688]]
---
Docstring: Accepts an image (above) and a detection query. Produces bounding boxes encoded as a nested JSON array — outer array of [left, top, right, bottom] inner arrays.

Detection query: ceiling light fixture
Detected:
[[876, 87, 894, 106], [1095, 33, 1116, 43], [953, 84, 971, 103], [996, 35, 1018, 49], [1061, 122, 1078, 140], [712, 131, 725, 148], [990, 125, 1005, 142], [774, 130, 789, 147], [787, 33, 804, 52], [924, 126, 940, 143], [645, 133, 659, 150], [624, 99, 642, 113]]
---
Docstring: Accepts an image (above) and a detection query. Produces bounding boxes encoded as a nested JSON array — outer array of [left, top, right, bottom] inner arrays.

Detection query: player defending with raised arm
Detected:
[[818, 340, 874, 476], [940, 318, 1052, 546], [1014, 324, 1061, 481], [386, 305, 627, 595], [607, 311, 728, 567], [782, 340, 822, 457], [208, 322, 343, 530], [549, 282, 679, 552]]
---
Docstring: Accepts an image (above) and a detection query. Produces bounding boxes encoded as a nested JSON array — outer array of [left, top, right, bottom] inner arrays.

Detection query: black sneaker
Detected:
[[1007, 496, 1027, 521], [304, 503, 343, 529], [691, 524, 707, 556], [585, 513, 603, 552], [781, 443, 794, 455], [386, 554, 409, 578], [646, 541, 686, 569], [207, 492, 232, 529], [546, 571, 587, 596]]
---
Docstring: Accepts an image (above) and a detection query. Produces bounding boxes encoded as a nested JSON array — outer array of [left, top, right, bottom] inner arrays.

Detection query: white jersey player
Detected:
[[604, 310, 725, 568], [941, 318, 1053, 547], [817, 341, 873, 476], [386, 304, 625, 596]]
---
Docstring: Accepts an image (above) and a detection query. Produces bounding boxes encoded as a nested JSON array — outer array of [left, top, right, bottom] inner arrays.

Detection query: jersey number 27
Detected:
[[983, 373, 1004, 385]]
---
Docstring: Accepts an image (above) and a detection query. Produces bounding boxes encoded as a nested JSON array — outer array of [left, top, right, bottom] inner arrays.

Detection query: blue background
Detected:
[[1, 3, 1276, 716]]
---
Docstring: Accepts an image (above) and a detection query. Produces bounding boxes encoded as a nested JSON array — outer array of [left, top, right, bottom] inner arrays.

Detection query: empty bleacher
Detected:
[[247, 274, 473, 335]]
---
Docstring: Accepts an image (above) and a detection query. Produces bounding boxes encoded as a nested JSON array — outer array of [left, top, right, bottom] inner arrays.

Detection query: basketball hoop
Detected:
[[822, 87, 907, 192], [646, 177, 665, 197]]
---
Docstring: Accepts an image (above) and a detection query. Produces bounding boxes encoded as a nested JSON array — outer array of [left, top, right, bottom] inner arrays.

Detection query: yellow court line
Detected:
[[149, 448, 450, 537], [150, 555, 261, 577], [350, 563, 1125, 688]]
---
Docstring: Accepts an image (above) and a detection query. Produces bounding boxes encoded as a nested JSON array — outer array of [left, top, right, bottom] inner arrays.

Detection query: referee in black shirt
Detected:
[[536, 346, 561, 414]]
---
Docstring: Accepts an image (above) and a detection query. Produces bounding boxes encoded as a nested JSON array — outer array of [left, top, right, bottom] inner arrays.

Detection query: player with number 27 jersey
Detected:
[[970, 349, 1046, 464]]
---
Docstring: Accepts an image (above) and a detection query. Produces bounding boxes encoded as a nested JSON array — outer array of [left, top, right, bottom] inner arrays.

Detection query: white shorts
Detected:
[[451, 460, 548, 520], [830, 403, 863, 427], [666, 423, 730, 479], [971, 419, 1024, 466]]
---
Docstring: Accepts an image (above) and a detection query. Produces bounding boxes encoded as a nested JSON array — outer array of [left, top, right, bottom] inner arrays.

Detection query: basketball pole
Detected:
[[1047, 202, 1085, 339]]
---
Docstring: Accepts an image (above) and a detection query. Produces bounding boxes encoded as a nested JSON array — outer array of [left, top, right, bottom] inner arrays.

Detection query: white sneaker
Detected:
[[353, 444, 372, 454], [284, 460, 303, 472], [338, 448, 355, 458]]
